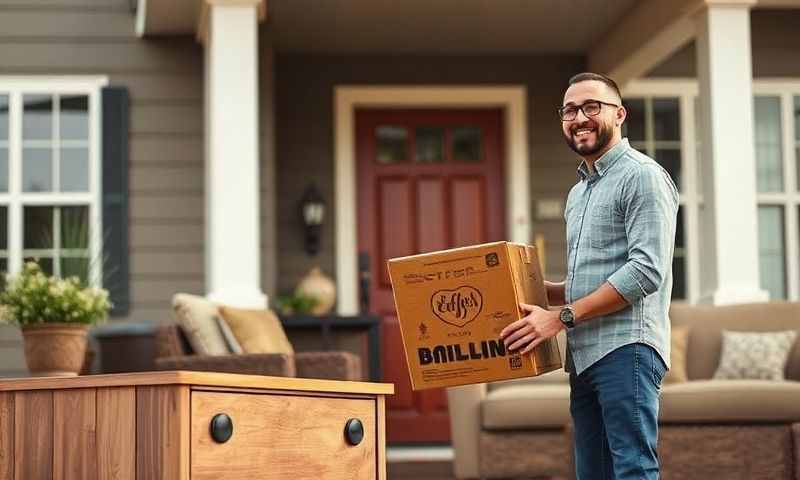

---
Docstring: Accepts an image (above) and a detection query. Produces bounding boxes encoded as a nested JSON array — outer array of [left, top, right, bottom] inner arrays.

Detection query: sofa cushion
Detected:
[[660, 380, 800, 423], [219, 306, 294, 355], [713, 330, 798, 381], [215, 315, 244, 354], [172, 293, 229, 356], [664, 325, 689, 383], [488, 369, 569, 392], [482, 384, 570, 430], [669, 302, 800, 381]]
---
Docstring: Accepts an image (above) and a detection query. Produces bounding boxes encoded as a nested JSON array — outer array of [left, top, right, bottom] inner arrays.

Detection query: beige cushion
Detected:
[[660, 380, 800, 423], [664, 325, 690, 383], [172, 293, 229, 356], [219, 306, 294, 355], [488, 369, 569, 392], [215, 315, 243, 354], [482, 384, 570, 430], [713, 330, 798, 380], [669, 302, 800, 381]]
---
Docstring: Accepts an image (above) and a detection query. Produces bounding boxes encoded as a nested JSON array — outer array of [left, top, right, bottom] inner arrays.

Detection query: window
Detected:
[[622, 96, 698, 301], [624, 80, 800, 303], [0, 78, 106, 287], [751, 88, 800, 301]]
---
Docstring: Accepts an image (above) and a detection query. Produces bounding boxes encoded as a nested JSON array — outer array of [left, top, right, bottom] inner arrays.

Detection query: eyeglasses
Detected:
[[558, 100, 620, 121]]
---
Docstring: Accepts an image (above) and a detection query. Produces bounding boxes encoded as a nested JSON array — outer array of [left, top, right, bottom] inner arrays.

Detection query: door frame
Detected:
[[334, 85, 531, 315]]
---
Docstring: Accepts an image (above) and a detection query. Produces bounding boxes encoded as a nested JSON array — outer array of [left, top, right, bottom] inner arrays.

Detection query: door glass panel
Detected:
[[376, 126, 408, 164], [452, 126, 481, 162], [415, 127, 444, 163]]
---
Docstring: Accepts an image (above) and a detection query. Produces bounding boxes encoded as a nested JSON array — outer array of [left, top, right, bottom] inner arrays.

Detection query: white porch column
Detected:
[[695, 0, 768, 304], [202, 0, 267, 308]]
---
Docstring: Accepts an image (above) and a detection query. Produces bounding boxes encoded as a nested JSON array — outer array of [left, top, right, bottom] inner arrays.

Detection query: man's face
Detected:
[[561, 80, 623, 158]]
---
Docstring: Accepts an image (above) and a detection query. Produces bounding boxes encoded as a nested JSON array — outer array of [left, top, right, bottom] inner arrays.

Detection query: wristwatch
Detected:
[[559, 305, 576, 329]]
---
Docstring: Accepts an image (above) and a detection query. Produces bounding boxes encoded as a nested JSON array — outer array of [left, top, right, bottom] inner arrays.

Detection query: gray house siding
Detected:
[[0, 1, 185, 375], [0, 1, 280, 376]]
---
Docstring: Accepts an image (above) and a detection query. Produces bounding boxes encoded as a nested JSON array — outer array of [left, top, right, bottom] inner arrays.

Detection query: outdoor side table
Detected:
[[0, 371, 393, 479]]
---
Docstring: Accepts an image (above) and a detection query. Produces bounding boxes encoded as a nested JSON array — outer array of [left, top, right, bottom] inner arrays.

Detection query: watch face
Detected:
[[560, 307, 574, 325]]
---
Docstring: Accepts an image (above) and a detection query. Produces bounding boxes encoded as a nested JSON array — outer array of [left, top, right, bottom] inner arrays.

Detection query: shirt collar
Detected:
[[576, 138, 630, 181]]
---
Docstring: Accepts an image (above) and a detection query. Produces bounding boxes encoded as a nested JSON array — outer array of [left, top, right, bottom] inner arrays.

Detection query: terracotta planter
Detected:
[[21, 323, 89, 377]]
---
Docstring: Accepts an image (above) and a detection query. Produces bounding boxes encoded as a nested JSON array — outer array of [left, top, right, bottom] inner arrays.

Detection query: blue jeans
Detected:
[[569, 343, 667, 480]]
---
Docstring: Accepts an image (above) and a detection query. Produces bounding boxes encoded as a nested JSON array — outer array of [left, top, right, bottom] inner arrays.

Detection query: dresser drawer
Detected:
[[191, 390, 377, 480]]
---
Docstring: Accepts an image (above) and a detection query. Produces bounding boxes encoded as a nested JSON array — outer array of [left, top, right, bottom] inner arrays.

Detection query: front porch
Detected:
[[2, 0, 800, 477]]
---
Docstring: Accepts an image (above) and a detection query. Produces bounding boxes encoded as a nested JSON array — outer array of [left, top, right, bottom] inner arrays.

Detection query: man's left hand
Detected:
[[499, 303, 564, 355]]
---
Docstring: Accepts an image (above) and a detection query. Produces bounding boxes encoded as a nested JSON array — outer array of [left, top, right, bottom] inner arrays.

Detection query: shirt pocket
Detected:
[[589, 203, 619, 249]]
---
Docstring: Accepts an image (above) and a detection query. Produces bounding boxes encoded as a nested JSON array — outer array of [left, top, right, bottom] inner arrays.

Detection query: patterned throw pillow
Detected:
[[713, 330, 798, 381]]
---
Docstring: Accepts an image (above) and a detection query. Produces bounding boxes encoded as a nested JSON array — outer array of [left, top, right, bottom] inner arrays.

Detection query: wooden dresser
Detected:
[[0, 371, 394, 480]]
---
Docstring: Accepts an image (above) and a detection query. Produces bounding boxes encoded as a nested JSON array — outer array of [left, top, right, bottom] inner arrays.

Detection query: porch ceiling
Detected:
[[137, 0, 639, 53], [266, 0, 638, 54], [138, 0, 800, 53]]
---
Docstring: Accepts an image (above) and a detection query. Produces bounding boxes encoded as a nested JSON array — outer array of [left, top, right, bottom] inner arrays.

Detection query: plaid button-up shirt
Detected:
[[564, 138, 679, 375]]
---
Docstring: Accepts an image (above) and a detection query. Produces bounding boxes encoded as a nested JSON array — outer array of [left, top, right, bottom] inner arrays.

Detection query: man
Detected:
[[499, 72, 679, 479]]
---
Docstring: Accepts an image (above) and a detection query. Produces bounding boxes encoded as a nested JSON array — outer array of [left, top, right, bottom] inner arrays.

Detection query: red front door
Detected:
[[356, 109, 505, 443]]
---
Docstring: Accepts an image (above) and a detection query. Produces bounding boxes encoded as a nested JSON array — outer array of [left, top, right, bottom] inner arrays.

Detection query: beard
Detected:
[[562, 119, 614, 157]]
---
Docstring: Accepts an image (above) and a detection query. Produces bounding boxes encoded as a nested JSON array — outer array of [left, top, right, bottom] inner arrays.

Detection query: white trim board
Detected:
[[333, 86, 531, 315]]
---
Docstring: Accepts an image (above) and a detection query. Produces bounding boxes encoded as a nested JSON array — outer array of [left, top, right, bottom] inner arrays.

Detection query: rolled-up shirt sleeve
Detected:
[[607, 164, 679, 304]]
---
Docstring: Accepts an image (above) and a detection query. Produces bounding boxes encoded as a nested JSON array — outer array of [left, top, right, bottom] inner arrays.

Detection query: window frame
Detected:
[[752, 81, 800, 302], [624, 79, 800, 303], [0, 76, 108, 286], [623, 81, 702, 303]]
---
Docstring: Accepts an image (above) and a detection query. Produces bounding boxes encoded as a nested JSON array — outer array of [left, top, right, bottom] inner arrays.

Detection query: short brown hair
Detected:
[[568, 72, 623, 103]]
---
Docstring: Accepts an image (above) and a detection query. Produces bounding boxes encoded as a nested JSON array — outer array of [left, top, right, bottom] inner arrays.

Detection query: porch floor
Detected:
[[387, 446, 456, 479]]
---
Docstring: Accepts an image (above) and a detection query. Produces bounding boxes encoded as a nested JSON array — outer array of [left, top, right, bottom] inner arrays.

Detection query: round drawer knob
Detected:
[[210, 413, 233, 443], [344, 418, 364, 446]]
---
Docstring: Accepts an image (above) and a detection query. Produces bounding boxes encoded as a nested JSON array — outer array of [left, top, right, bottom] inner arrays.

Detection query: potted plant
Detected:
[[0, 261, 112, 376]]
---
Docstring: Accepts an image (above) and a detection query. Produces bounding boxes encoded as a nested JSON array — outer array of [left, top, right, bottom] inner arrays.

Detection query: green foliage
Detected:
[[274, 293, 319, 315], [0, 261, 112, 327]]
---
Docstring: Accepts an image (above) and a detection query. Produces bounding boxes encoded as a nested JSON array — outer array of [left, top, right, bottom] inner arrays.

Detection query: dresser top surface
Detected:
[[0, 370, 394, 395]]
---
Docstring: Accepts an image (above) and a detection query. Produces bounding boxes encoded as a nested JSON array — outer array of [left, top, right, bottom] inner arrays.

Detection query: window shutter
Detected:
[[101, 86, 130, 317]]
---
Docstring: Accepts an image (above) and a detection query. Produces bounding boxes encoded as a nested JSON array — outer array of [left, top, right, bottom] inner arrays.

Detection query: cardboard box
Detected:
[[387, 241, 562, 390]]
